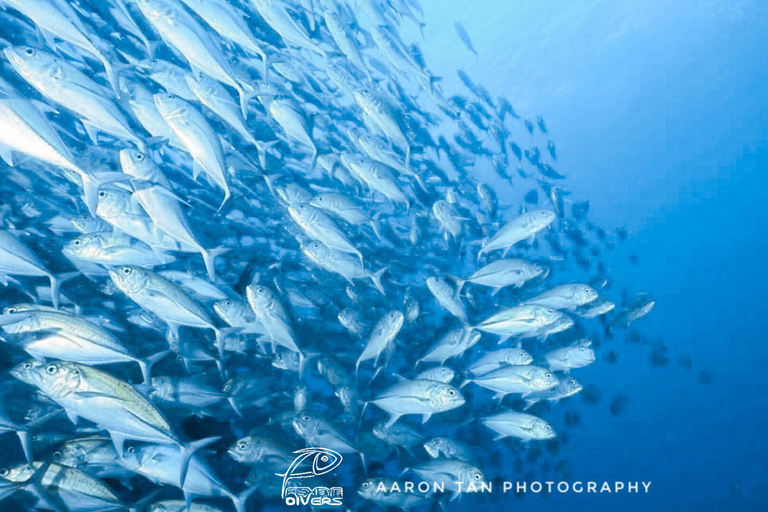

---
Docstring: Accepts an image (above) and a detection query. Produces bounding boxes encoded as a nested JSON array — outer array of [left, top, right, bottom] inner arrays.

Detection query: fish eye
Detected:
[[362, 482, 369, 488], [447, 389, 456, 397], [569, 378, 577, 385], [52, 450, 61, 458], [223, 384, 231, 392], [237, 441, 247, 450], [127, 447, 134, 453], [98, 190, 107, 198], [136, 153, 145, 161], [22, 362, 31, 369], [302, 415, 310, 421], [474, 473, 482, 480], [122, 267, 133, 275], [224, 300, 232, 307], [45, 364, 58, 375], [73, 239, 81, 246], [6, 307, 17, 314], [545, 372, 553, 379], [25, 48, 34, 56], [547, 309, 555, 314]]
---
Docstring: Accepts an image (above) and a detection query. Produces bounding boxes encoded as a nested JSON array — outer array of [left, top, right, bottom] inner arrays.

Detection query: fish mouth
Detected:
[[3, 48, 23, 69]]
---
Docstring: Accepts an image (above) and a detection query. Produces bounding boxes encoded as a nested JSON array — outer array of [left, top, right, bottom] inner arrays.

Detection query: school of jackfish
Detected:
[[0, 0, 660, 510]]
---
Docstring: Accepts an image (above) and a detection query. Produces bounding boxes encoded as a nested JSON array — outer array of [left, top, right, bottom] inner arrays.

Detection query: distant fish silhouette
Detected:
[[454, 22, 478, 56]]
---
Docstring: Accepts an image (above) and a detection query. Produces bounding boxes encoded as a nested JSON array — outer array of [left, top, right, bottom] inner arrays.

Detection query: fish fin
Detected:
[[232, 485, 259, 512], [178, 436, 221, 488], [369, 266, 388, 294], [446, 274, 466, 294], [109, 431, 125, 456], [459, 379, 472, 389], [497, 334, 512, 345], [0, 144, 14, 166], [81, 121, 101, 145], [523, 399, 537, 411], [201, 246, 229, 282], [16, 430, 33, 463], [137, 349, 170, 384], [384, 413, 401, 428], [192, 162, 203, 182], [237, 81, 256, 120], [421, 412, 432, 424], [254, 140, 279, 169]]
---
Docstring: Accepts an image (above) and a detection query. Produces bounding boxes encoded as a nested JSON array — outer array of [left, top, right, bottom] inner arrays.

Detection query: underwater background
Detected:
[[415, 0, 767, 510], [0, 0, 765, 511]]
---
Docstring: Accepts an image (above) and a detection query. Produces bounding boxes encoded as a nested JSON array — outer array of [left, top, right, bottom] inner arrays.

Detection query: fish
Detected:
[[452, 258, 546, 294], [302, 240, 387, 294], [474, 305, 574, 343], [10, 360, 215, 486], [0, 0, 660, 507], [426, 276, 469, 324], [109, 265, 221, 352], [406, 458, 485, 498], [522, 284, 599, 310], [0, 231, 62, 308], [417, 327, 480, 366], [357, 310, 404, 375], [0, 98, 111, 216], [154, 93, 232, 208], [544, 339, 596, 372], [369, 378, 465, 427], [467, 348, 534, 377], [423, 436, 476, 463], [480, 409, 556, 441], [523, 376, 583, 410], [478, 209, 556, 259], [1, 308, 165, 383], [454, 22, 478, 56], [5, 46, 143, 147], [1, 0, 119, 91], [135, 0, 254, 118], [461, 365, 559, 399]]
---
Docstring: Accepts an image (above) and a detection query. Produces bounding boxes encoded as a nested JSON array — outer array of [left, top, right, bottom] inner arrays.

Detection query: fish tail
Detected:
[[137, 349, 170, 384], [201, 246, 230, 282], [237, 81, 256, 120], [217, 188, 232, 213], [447, 274, 465, 295], [231, 486, 259, 512], [371, 211, 385, 242], [48, 274, 60, 310], [101, 56, 121, 96], [178, 435, 221, 488], [369, 267, 388, 295]]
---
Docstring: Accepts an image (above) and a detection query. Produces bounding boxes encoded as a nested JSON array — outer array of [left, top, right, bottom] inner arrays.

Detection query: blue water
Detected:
[[410, 0, 768, 509], [0, 0, 766, 511]]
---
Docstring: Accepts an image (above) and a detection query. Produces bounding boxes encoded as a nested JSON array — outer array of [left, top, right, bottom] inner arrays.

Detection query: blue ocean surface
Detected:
[[0, 0, 765, 511]]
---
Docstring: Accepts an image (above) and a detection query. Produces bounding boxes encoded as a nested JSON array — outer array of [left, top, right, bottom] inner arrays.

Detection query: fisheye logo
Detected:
[[276, 447, 344, 506]]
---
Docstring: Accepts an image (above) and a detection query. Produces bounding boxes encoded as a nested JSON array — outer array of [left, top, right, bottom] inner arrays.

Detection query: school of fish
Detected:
[[0, 0, 659, 510]]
